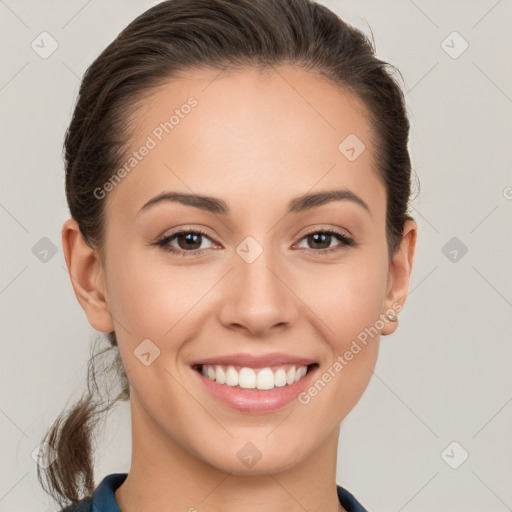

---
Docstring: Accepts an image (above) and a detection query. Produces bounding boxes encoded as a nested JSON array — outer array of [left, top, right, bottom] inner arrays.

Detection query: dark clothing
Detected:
[[60, 472, 369, 511]]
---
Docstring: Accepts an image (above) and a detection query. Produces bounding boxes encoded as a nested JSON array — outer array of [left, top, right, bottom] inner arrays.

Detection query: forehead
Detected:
[[105, 65, 384, 223]]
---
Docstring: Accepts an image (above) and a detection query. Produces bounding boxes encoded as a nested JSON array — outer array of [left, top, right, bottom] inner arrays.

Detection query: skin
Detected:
[[62, 65, 417, 512]]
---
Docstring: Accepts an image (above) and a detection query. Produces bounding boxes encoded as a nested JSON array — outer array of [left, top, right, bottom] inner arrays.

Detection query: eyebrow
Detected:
[[136, 189, 371, 217]]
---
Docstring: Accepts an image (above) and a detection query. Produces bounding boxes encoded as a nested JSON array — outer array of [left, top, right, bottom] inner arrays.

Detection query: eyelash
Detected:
[[154, 227, 355, 256]]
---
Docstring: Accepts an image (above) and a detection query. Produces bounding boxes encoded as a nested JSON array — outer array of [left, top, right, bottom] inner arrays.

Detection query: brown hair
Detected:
[[38, 0, 417, 508]]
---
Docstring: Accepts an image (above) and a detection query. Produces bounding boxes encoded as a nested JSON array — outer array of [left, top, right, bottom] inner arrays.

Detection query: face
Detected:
[[70, 65, 415, 475]]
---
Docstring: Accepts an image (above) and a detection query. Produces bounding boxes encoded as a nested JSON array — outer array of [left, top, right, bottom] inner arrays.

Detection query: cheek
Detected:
[[106, 247, 218, 341], [297, 252, 388, 344], [106, 231, 388, 342]]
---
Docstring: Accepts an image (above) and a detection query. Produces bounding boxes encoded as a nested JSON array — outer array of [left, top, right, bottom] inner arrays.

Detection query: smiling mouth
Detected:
[[191, 363, 319, 391]]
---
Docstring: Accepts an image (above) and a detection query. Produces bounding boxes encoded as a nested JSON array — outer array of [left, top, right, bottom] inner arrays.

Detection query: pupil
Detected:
[[176, 233, 333, 251], [179, 233, 201, 250], [309, 233, 330, 249]]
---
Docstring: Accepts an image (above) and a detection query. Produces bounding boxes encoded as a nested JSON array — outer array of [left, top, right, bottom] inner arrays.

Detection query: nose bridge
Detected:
[[218, 234, 297, 334]]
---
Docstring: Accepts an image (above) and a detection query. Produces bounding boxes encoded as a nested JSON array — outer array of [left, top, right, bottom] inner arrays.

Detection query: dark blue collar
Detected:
[[92, 473, 369, 512], [93, 473, 125, 512]]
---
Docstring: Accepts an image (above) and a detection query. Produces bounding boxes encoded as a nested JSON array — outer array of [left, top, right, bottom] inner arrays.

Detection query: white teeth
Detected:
[[201, 364, 310, 390], [239, 367, 256, 389], [215, 366, 226, 384], [274, 368, 287, 387], [287, 366, 296, 385], [225, 366, 238, 386]]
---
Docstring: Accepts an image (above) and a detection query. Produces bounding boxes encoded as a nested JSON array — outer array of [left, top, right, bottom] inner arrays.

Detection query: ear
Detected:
[[381, 219, 417, 336], [61, 218, 115, 333]]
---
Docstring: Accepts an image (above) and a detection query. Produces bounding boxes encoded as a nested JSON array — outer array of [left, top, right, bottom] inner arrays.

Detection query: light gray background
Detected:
[[1, 1, 511, 511]]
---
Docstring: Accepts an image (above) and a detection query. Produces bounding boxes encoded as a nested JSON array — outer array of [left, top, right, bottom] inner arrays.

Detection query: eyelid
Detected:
[[158, 227, 218, 245], [298, 225, 352, 239], [292, 226, 355, 252], [154, 225, 355, 256]]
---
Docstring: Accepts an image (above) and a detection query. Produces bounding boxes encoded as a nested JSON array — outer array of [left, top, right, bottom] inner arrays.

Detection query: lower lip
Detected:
[[192, 364, 319, 413]]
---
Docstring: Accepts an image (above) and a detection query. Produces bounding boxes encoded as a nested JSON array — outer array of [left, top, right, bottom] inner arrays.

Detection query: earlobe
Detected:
[[61, 218, 115, 333], [381, 219, 418, 336]]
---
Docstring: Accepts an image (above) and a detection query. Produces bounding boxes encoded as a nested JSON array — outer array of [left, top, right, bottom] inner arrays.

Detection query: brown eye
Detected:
[[174, 232, 203, 251], [305, 232, 333, 250], [156, 229, 216, 255], [296, 229, 354, 254]]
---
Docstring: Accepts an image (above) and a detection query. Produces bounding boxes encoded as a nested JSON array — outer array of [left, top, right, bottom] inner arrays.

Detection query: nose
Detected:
[[218, 247, 298, 337]]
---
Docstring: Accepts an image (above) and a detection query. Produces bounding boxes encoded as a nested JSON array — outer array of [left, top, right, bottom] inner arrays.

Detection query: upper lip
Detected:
[[191, 352, 318, 368]]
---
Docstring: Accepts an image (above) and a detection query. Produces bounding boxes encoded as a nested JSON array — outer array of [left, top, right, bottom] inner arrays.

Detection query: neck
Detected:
[[115, 393, 345, 512]]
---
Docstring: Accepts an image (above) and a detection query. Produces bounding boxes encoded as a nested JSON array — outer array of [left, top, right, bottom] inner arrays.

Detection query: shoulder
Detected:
[[56, 472, 127, 512], [58, 497, 93, 512], [337, 484, 370, 512]]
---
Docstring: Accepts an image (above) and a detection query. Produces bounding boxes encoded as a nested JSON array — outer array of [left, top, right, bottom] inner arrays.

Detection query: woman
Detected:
[[39, 1, 417, 511]]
